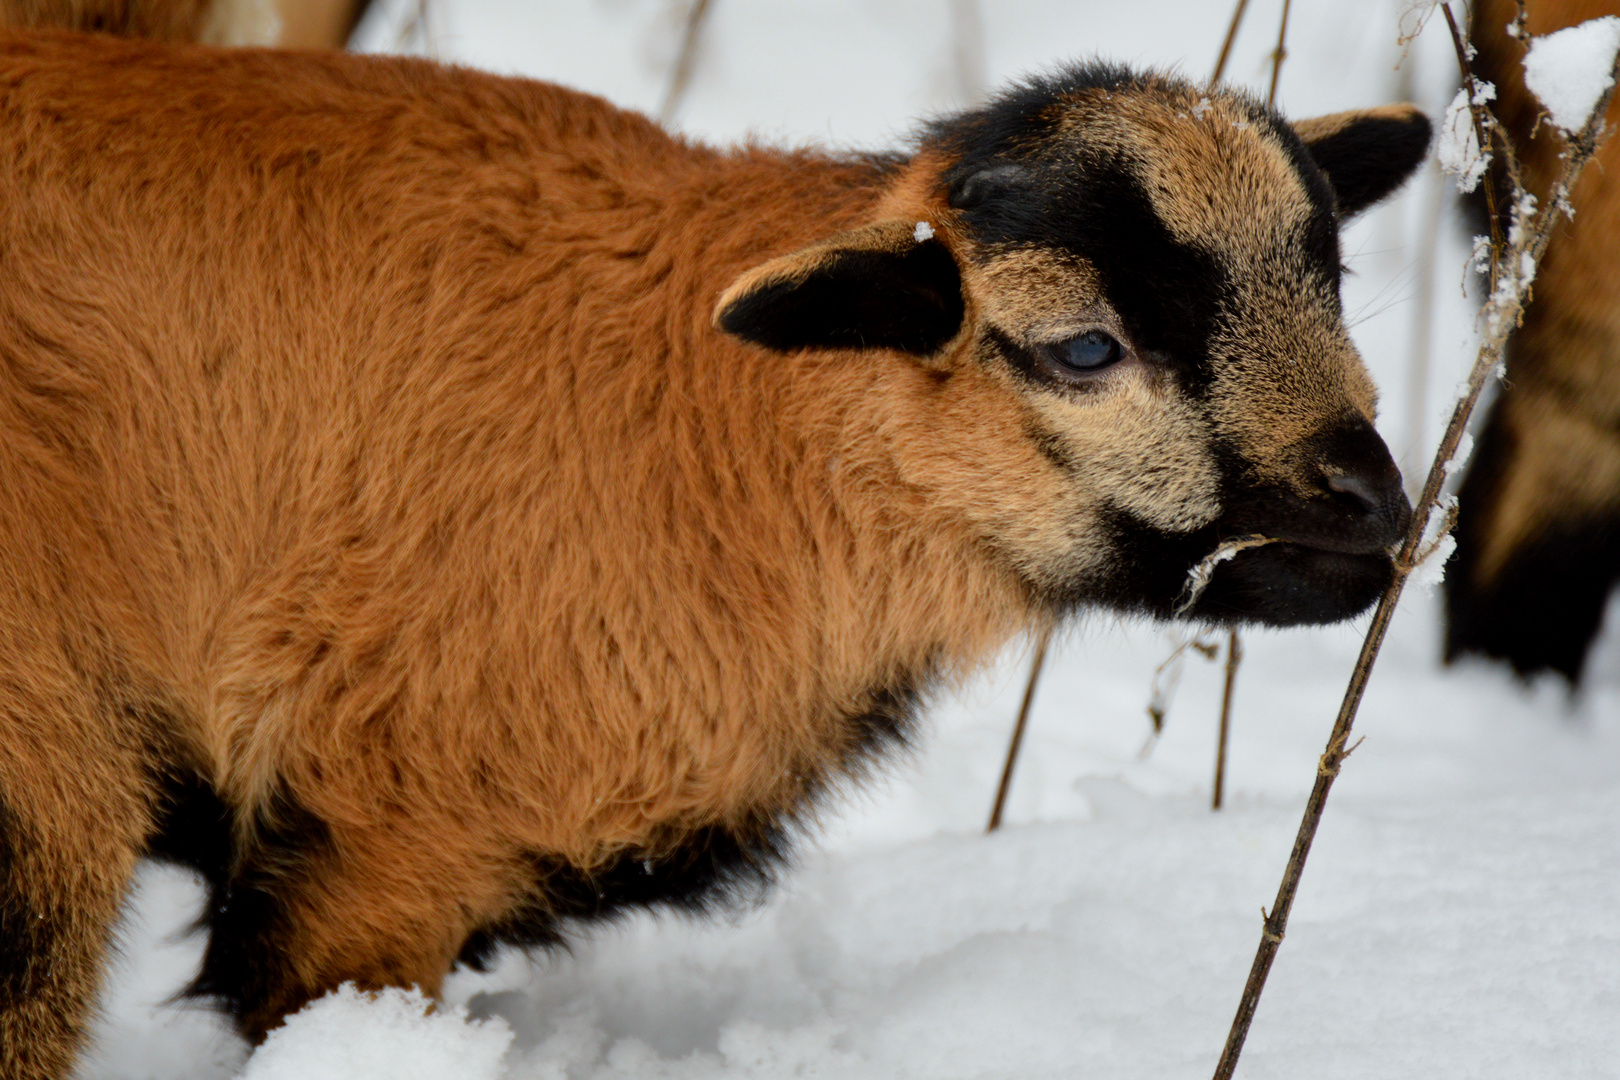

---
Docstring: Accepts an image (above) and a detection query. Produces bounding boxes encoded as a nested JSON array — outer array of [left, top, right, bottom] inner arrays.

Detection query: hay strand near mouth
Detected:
[[1174, 536, 1281, 617]]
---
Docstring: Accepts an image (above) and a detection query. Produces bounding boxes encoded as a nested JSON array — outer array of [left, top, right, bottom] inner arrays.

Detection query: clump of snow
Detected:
[[1191, 95, 1211, 119], [1442, 430, 1475, 481], [913, 220, 934, 243], [1438, 83, 1493, 193], [1523, 17, 1620, 133], [236, 986, 512, 1080]]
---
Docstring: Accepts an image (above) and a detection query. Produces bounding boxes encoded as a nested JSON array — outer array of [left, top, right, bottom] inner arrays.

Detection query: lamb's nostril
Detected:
[[1323, 469, 1412, 543], [1326, 473, 1387, 516]]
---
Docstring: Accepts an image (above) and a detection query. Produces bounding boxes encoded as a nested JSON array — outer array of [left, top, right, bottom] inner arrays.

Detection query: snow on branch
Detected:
[[1524, 16, 1620, 133]]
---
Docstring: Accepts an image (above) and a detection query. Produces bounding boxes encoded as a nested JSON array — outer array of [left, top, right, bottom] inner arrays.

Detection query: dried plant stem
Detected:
[[1266, 0, 1293, 106], [1211, 0, 1294, 815], [1211, 0, 1252, 84], [659, 0, 714, 126], [1211, 629, 1242, 810], [1442, 2, 1508, 289], [395, 0, 431, 55], [1209, 42, 1620, 1080], [987, 625, 1053, 833]]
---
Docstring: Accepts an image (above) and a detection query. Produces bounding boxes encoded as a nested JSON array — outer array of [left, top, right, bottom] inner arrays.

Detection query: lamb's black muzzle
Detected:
[[1189, 417, 1410, 626]]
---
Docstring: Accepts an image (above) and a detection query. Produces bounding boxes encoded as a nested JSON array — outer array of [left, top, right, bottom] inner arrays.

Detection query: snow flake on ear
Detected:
[[914, 220, 935, 243]]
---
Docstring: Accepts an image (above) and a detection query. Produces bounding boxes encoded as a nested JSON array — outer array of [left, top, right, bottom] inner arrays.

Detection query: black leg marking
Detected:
[[457, 819, 790, 972], [460, 670, 929, 970], [145, 772, 332, 1041], [0, 800, 54, 1004]]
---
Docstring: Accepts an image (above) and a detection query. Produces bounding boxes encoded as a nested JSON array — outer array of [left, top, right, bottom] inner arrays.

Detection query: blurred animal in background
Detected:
[[1446, 0, 1620, 686], [0, 0, 369, 45], [0, 14, 1428, 1080]]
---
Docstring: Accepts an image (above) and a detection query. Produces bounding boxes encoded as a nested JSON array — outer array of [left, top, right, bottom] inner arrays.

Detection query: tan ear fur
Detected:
[[1291, 102, 1425, 144]]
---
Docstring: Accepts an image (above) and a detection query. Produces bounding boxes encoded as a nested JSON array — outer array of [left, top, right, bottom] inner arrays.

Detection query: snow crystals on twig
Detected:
[[1524, 16, 1620, 133], [1439, 81, 1495, 193]]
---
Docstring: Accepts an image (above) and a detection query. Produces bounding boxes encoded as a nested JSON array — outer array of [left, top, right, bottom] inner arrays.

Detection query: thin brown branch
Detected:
[[1209, 0, 1291, 818], [1211, 0, 1253, 84], [1212, 629, 1242, 810], [1442, 2, 1507, 292], [1266, 0, 1293, 107], [659, 0, 714, 126], [987, 625, 1053, 833], [1210, 43, 1620, 1080]]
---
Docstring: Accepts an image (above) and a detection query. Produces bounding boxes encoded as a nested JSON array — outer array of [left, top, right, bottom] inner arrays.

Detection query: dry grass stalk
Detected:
[[986, 623, 1053, 833], [1209, 14, 1620, 1078], [1211, 0, 1292, 812], [1143, 630, 1220, 747], [1212, 0, 1253, 85], [1211, 628, 1243, 810], [1175, 535, 1279, 616], [1266, 0, 1293, 105], [659, 0, 714, 126], [394, 0, 431, 56]]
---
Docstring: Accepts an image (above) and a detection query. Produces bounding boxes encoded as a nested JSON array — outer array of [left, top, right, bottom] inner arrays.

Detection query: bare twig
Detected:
[[1402, 157, 1446, 496], [1212, 0, 1294, 814], [1212, 0, 1253, 84], [659, 0, 714, 126], [1267, 0, 1294, 107], [1442, 2, 1508, 292], [395, 0, 432, 56], [948, 0, 987, 105], [1143, 630, 1220, 751], [1211, 629, 1242, 810], [987, 625, 1053, 833], [1210, 35, 1620, 1080]]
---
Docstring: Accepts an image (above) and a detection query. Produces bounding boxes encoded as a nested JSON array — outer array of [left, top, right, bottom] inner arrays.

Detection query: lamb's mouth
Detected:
[[1180, 540, 1395, 627]]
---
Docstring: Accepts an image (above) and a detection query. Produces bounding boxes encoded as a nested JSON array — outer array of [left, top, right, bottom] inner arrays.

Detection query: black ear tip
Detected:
[[1390, 105, 1435, 159], [1301, 104, 1435, 217]]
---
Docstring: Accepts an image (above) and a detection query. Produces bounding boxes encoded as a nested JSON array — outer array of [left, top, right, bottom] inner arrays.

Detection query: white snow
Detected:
[[1523, 16, 1620, 134], [913, 220, 934, 243], [73, 3, 1620, 1080], [237, 987, 512, 1080], [1438, 83, 1492, 193]]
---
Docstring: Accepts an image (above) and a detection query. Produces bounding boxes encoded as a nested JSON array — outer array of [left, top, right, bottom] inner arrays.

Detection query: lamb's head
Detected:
[[715, 66, 1431, 628]]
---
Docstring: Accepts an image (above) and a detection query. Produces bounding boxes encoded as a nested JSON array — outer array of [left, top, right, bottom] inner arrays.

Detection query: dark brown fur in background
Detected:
[[1446, 0, 1620, 685], [0, 4, 1428, 1077]]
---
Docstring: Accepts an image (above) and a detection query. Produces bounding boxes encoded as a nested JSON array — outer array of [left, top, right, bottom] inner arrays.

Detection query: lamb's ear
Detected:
[[714, 220, 964, 355], [1293, 103, 1432, 218]]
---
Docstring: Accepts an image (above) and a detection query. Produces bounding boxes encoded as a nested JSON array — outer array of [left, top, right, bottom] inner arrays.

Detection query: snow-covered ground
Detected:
[[78, 3, 1620, 1078]]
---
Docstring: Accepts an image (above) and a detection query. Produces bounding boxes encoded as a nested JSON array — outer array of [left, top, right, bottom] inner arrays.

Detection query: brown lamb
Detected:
[[1446, 0, 1620, 685], [0, 24, 1429, 1079]]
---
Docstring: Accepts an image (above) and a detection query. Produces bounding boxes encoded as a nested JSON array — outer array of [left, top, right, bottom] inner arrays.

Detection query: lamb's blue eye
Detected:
[[1049, 330, 1123, 372]]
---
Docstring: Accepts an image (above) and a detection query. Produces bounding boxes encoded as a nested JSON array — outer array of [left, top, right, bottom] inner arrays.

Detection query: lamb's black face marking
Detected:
[[926, 64, 1422, 626]]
